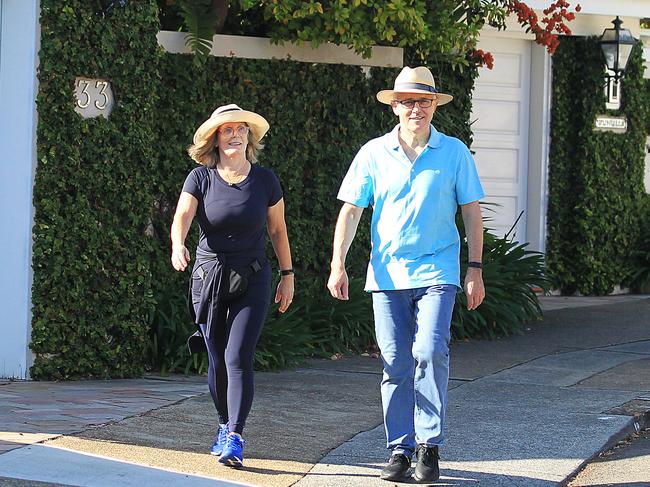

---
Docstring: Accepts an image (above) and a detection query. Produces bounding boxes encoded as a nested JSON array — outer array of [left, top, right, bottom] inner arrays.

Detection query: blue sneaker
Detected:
[[210, 424, 228, 456], [218, 433, 245, 467]]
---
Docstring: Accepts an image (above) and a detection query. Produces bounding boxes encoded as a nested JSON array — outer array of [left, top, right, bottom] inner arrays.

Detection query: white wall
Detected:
[[157, 31, 403, 67], [0, 0, 39, 379]]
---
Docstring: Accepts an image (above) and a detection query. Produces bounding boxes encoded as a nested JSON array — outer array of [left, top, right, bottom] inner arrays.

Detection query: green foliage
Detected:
[[177, 0, 219, 65], [146, 280, 208, 375], [256, 277, 374, 370], [626, 197, 650, 293], [454, 231, 549, 339], [160, 1, 515, 67], [546, 37, 649, 295], [31, 1, 161, 379]]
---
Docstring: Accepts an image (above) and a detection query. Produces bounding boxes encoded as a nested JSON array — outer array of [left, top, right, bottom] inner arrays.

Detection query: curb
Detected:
[[560, 400, 650, 486]]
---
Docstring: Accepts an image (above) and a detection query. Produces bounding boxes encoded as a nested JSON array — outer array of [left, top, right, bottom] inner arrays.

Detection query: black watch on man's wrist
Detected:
[[467, 261, 483, 269], [279, 268, 295, 276]]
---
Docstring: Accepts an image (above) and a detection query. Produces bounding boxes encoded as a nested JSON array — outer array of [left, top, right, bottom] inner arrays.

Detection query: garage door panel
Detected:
[[472, 135, 520, 148], [477, 53, 523, 88], [472, 35, 530, 240], [474, 148, 519, 183], [472, 100, 520, 134]]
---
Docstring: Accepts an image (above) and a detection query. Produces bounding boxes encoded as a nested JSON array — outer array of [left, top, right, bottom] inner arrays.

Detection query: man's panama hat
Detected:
[[376, 66, 453, 106]]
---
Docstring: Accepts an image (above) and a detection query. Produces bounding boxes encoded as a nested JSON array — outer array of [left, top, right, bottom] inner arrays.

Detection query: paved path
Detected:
[[0, 295, 648, 486]]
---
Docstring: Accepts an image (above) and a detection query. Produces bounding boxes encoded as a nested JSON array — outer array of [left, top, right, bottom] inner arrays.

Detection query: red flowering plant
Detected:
[[509, 0, 581, 54], [469, 0, 580, 69]]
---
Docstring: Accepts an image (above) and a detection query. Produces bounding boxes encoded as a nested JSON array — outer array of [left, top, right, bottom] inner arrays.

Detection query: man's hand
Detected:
[[464, 267, 485, 310], [327, 266, 350, 300]]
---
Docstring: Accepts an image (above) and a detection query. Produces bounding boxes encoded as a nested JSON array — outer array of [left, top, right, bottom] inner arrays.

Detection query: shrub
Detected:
[[626, 197, 650, 293], [148, 223, 549, 375]]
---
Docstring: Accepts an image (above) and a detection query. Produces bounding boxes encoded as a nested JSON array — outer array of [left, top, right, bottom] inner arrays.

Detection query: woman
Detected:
[[171, 104, 294, 468]]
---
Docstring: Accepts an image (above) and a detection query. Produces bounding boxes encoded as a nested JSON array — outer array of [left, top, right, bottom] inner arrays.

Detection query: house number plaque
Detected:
[[74, 78, 114, 119]]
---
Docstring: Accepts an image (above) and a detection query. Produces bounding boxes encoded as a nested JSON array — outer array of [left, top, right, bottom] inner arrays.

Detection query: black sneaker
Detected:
[[414, 444, 440, 483], [380, 453, 411, 481]]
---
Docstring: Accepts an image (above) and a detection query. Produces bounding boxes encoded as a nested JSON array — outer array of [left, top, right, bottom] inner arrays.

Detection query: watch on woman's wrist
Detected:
[[279, 268, 294, 276]]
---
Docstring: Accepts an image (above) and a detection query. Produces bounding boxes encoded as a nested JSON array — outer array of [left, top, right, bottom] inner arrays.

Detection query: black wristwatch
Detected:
[[279, 268, 295, 276], [467, 261, 483, 269]]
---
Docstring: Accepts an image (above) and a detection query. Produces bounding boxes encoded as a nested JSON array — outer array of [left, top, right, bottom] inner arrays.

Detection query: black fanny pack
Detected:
[[222, 261, 262, 301]]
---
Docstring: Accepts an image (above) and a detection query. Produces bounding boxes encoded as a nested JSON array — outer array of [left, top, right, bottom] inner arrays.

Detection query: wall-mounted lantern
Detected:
[[599, 16, 637, 82]]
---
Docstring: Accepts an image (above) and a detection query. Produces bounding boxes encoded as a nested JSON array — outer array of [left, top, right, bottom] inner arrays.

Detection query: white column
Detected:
[[0, 0, 40, 379], [526, 43, 552, 254]]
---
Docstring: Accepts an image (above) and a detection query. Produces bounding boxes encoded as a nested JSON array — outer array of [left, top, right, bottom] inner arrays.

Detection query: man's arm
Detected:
[[327, 203, 364, 300], [460, 201, 485, 310]]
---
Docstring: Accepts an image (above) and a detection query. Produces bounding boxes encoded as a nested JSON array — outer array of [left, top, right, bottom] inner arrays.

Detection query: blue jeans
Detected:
[[372, 284, 457, 456]]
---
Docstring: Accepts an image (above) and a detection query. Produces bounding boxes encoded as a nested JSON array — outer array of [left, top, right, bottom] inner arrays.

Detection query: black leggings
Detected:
[[199, 265, 271, 435]]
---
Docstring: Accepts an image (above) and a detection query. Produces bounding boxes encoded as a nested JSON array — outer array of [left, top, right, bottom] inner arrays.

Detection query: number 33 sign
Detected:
[[74, 78, 114, 119]]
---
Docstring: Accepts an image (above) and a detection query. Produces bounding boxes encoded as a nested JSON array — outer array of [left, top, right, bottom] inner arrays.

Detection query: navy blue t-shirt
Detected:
[[182, 164, 283, 254]]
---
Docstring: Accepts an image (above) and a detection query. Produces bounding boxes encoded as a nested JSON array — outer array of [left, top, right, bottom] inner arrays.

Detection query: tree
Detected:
[[161, 0, 581, 68]]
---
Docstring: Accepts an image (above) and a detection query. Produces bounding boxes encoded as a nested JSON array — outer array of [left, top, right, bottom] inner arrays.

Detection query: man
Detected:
[[327, 66, 485, 483]]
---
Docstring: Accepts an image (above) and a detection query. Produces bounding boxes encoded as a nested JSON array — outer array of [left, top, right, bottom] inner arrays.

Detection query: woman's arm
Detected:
[[170, 192, 198, 272], [267, 198, 294, 313]]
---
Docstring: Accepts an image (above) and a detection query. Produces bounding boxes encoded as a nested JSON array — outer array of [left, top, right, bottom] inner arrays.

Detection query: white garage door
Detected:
[[471, 36, 532, 240]]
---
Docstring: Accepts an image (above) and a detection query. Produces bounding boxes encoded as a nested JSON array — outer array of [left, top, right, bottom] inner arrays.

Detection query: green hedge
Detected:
[[32, 1, 477, 378], [31, 1, 161, 379], [546, 37, 649, 295]]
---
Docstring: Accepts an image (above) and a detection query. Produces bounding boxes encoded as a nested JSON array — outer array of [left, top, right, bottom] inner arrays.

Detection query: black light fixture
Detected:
[[599, 16, 637, 82]]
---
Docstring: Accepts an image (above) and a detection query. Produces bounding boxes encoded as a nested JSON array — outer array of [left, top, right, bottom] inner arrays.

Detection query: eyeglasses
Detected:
[[393, 98, 436, 109], [219, 124, 249, 137]]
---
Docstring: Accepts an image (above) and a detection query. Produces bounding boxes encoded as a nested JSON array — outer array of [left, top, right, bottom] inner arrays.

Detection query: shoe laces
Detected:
[[226, 433, 245, 447], [215, 425, 228, 444]]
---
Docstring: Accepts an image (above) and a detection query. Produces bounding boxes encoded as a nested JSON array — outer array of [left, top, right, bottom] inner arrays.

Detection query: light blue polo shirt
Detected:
[[338, 124, 484, 291]]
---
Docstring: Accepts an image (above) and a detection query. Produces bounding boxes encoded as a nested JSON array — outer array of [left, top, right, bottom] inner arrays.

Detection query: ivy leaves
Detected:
[[546, 38, 648, 295]]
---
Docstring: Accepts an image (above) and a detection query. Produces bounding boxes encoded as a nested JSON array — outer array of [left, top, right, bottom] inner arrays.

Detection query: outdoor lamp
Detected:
[[599, 16, 637, 82]]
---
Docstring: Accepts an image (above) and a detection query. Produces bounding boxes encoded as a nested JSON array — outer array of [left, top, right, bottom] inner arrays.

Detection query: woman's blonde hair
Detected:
[[187, 125, 264, 168]]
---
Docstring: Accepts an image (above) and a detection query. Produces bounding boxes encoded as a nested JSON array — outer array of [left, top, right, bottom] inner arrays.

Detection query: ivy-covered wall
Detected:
[[31, 1, 476, 379], [546, 37, 649, 295], [31, 1, 161, 379]]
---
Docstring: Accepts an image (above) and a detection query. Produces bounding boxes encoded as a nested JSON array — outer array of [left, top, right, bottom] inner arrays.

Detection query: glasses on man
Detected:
[[219, 124, 249, 137], [393, 98, 436, 109]]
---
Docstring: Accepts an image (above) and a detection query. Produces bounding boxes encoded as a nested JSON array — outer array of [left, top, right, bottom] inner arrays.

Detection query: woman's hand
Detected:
[[171, 245, 191, 271], [275, 275, 294, 313]]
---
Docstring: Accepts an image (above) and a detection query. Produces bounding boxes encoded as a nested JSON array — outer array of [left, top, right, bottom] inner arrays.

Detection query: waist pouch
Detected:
[[187, 254, 264, 354]]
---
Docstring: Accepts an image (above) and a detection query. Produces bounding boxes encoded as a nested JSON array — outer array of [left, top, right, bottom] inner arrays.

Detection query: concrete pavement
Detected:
[[0, 295, 649, 486]]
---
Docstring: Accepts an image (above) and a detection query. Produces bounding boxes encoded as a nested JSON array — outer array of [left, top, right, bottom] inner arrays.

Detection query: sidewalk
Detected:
[[0, 295, 649, 486]]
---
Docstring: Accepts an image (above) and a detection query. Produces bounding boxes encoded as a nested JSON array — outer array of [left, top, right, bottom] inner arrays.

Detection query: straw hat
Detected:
[[376, 66, 453, 106], [193, 104, 270, 145]]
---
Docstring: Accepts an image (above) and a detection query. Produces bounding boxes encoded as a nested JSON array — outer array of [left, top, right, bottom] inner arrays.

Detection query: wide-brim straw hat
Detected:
[[377, 66, 453, 106], [193, 104, 270, 145]]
